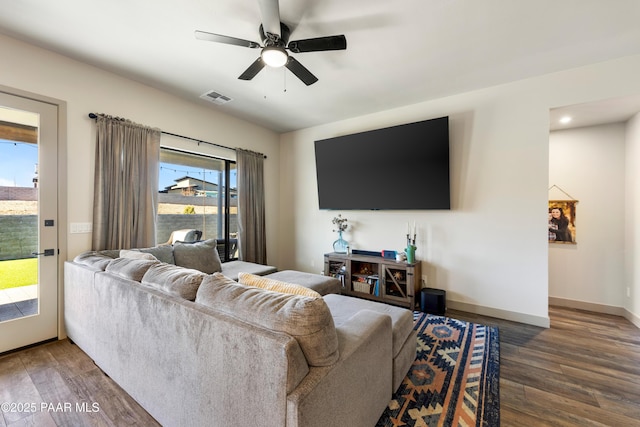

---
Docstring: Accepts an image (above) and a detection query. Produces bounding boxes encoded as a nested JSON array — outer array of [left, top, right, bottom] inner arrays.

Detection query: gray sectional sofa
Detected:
[[64, 240, 416, 427]]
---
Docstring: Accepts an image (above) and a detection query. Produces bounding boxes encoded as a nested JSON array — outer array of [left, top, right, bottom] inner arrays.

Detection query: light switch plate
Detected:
[[70, 222, 93, 234]]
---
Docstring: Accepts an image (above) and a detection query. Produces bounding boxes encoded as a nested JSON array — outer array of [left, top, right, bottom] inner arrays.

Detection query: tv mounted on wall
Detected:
[[314, 116, 450, 210]]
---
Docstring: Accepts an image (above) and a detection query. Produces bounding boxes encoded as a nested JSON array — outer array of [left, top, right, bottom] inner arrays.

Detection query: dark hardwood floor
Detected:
[[0, 340, 159, 427], [1, 306, 639, 426], [451, 306, 640, 427]]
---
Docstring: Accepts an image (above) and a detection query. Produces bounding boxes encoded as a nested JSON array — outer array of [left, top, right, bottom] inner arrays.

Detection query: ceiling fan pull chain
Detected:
[[283, 68, 287, 93]]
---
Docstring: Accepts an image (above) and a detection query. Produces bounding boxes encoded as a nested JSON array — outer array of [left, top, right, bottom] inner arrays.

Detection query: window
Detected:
[[158, 148, 237, 261]]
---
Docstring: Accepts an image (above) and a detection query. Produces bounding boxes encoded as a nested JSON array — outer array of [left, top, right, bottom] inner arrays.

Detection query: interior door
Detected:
[[0, 91, 58, 353]]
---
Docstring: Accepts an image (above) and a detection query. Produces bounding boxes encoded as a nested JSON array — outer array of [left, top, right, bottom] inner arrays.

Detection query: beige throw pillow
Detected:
[[238, 272, 321, 298]]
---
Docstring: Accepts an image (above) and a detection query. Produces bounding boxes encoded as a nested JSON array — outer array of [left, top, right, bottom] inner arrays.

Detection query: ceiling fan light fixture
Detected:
[[261, 46, 288, 68]]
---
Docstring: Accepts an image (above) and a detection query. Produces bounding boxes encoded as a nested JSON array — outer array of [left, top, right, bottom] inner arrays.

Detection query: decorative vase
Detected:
[[405, 245, 416, 264], [333, 230, 349, 254]]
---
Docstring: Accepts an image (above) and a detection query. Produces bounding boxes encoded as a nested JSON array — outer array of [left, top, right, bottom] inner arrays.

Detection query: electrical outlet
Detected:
[[627, 287, 631, 298]]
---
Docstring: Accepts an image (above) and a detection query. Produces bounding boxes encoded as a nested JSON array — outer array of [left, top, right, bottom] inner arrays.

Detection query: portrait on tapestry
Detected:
[[548, 200, 577, 244]]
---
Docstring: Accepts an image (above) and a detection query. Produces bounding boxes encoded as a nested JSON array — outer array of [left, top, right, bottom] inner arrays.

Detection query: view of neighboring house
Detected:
[[161, 175, 237, 199], [162, 175, 217, 196]]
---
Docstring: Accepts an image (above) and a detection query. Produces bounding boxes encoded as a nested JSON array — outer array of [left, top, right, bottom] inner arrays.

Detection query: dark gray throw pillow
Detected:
[[136, 245, 175, 265], [173, 238, 222, 274]]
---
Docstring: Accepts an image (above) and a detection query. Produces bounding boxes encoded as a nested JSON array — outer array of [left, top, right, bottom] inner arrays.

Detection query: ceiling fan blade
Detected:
[[288, 35, 347, 53], [195, 30, 260, 49], [285, 56, 318, 86], [238, 57, 266, 81], [257, 0, 281, 38]]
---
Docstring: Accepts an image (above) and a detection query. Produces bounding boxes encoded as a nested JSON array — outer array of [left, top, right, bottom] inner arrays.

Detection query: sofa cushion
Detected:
[[238, 272, 321, 298], [105, 257, 159, 282], [173, 239, 222, 274], [73, 251, 115, 271], [141, 263, 207, 301], [196, 273, 339, 367], [220, 261, 277, 281], [323, 294, 414, 359], [120, 249, 157, 261]]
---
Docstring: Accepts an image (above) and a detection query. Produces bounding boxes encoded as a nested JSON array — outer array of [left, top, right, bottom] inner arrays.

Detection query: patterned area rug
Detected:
[[376, 312, 500, 427]]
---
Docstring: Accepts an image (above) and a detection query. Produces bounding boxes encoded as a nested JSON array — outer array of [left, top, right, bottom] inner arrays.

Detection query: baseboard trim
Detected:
[[443, 297, 640, 330], [549, 297, 640, 329], [624, 308, 640, 329], [447, 300, 550, 328], [548, 296, 626, 316]]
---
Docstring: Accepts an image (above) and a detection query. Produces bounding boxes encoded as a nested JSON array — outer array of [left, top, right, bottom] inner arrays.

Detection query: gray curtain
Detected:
[[236, 148, 266, 264], [92, 115, 161, 250]]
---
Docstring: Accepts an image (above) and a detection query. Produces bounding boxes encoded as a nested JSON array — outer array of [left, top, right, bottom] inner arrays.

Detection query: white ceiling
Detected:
[[550, 94, 640, 131], [1, 0, 640, 133]]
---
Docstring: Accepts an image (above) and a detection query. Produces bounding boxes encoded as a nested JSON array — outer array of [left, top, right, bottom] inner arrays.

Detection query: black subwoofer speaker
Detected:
[[420, 288, 446, 316]]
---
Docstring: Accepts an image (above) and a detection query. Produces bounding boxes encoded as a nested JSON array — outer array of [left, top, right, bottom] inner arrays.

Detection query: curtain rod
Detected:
[[87, 113, 266, 159]]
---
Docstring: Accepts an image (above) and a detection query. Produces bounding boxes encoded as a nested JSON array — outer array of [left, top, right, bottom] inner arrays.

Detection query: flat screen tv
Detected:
[[314, 116, 450, 210]]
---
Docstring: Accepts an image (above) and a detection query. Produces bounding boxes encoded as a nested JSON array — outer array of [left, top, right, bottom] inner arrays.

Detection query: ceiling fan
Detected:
[[195, 0, 347, 86]]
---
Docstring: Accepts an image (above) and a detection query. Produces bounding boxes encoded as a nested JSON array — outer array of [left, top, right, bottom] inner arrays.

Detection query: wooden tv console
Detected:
[[324, 252, 421, 309]]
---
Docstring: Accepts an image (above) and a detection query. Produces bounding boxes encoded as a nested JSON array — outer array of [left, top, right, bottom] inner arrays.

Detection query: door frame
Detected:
[[0, 84, 68, 341]]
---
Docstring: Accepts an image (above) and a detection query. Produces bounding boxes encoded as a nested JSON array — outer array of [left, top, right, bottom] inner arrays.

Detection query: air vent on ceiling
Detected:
[[200, 90, 233, 105]]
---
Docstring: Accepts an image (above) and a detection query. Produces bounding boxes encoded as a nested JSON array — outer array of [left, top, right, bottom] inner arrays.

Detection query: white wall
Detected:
[[548, 124, 626, 311], [0, 33, 281, 266], [279, 54, 640, 327], [626, 112, 640, 326]]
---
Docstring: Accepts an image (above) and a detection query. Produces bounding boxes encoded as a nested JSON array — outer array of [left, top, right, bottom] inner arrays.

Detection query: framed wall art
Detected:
[[548, 200, 577, 244]]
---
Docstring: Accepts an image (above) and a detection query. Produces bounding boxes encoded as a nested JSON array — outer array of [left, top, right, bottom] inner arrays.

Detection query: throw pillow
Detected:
[[105, 257, 159, 282], [196, 273, 339, 367], [173, 239, 222, 274], [120, 249, 157, 261], [135, 245, 175, 265], [238, 272, 321, 298], [141, 263, 207, 301]]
